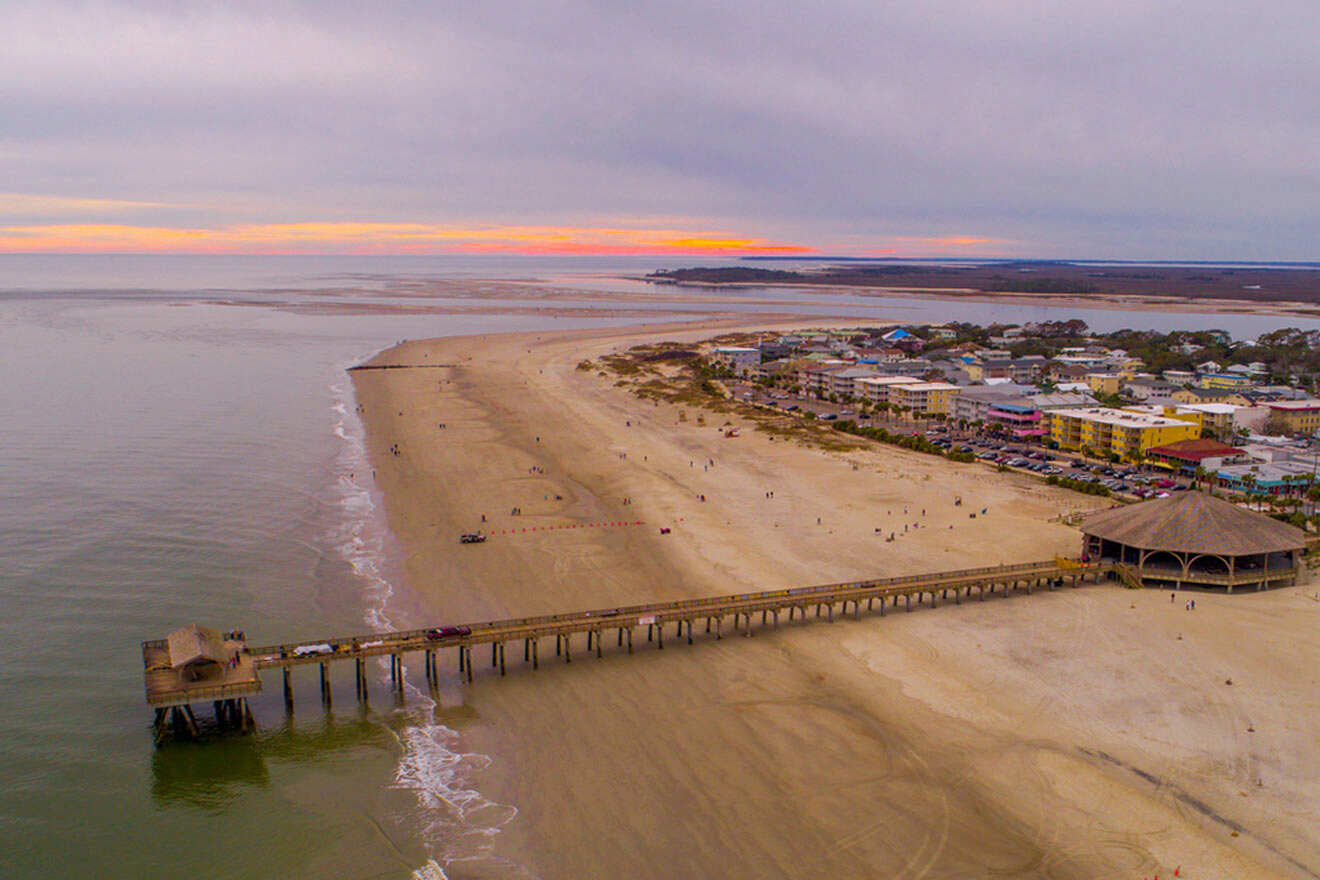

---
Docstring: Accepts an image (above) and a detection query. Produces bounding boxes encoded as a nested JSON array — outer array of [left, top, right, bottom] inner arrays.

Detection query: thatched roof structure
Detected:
[[1081, 491, 1306, 556], [167, 624, 225, 670]]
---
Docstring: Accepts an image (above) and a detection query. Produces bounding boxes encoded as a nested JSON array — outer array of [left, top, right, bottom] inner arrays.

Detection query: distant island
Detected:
[[645, 262, 1320, 306]]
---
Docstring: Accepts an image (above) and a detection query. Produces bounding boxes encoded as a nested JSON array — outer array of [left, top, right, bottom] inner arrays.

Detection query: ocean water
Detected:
[[0, 287, 650, 879], [0, 255, 1315, 879]]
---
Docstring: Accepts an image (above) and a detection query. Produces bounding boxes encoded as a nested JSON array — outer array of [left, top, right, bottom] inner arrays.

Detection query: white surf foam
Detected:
[[327, 374, 528, 878]]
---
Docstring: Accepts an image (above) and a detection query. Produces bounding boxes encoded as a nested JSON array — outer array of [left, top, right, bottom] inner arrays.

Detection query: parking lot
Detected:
[[730, 382, 1193, 500]]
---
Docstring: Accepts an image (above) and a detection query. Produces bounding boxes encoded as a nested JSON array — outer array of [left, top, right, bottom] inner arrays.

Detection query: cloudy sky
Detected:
[[2, 1, 1316, 258]]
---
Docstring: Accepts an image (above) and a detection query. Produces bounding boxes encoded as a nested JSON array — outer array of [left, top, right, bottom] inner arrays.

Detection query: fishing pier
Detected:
[[143, 557, 1110, 743]]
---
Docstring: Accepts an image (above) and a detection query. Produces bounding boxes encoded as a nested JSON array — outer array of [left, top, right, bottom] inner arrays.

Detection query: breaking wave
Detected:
[[327, 377, 527, 879]]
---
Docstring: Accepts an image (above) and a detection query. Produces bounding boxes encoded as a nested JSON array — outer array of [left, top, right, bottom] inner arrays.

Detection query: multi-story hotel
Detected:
[[891, 382, 960, 415], [1045, 407, 1200, 457]]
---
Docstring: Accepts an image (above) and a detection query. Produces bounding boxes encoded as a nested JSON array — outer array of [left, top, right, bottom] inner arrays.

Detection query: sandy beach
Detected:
[[351, 321, 1320, 880]]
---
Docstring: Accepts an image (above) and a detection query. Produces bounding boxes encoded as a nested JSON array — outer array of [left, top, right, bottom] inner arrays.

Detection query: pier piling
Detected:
[[143, 558, 1107, 743]]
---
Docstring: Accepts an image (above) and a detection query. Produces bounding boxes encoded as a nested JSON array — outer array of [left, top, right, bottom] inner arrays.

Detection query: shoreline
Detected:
[[625, 275, 1320, 319], [351, 320, 1319, 879]]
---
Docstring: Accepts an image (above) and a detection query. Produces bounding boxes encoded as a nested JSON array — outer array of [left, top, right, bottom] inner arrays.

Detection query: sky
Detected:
[[2, 1, 1317, 259]]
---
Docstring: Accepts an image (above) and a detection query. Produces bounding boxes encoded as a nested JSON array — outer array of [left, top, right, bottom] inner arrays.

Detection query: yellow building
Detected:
[[852, 375, 921, 404], [1123, 404, 1202, 431], [1171, 403, 1239, 439], [891, 382, 960, 415], [1265, 401, 1320, 435], [1085, 373, 1121, 395], [1046, 407, 1200, 457], [1199, 373, 1255, 391], [1171, 388, 1251, 406], [1116, 358, 1145, 379]]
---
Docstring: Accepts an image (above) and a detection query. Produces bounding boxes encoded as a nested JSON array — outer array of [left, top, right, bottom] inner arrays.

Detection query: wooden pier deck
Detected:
[[143, 557, 1111, 740]]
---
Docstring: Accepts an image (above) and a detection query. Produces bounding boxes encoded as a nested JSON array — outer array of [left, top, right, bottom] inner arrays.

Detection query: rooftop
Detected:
[[1146, 438, 1245, 461], [1080, 491, 1306, 556], [1177, 402, 1240, 415], [855, 375, 921, 386], [1046, 407, 1192, 430], [1265, 399, 1320, 411], [900, 382, 959, 392]]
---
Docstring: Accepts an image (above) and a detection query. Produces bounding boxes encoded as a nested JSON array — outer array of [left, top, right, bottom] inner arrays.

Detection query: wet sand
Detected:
[[352, 321, 1319, 879]]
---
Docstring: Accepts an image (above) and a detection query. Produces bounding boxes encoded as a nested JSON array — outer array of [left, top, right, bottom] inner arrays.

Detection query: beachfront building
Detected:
[[986, 401, 1047, 438], [1211, 461, 1319, 498], [1028, 392, 1097, 411], [1080, 491, 1307, 591], [710, 346, 762, 373], [1144, 438, 1246, 474], [828, 367, 884, 399], [952, 385, 1033, 423], [890, 381, 960, 415], [798, 361, 848, 393], [854, 375, 921, 405], [1045, 407, 1200, 457]]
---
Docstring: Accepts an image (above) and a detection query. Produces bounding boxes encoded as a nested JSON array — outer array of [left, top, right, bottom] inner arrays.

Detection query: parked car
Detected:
[[427, 626, 472, 640], [459, 532, 487, 544], [293, 643, 334, 656]]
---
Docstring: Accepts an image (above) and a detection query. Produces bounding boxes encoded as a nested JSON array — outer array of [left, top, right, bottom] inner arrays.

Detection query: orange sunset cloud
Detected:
[[0, 222, 815, 256]]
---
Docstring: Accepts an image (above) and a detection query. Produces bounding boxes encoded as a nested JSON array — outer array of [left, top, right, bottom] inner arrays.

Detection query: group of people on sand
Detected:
[[1173, 593, 1197, 610], [872, 498, 989, 541]]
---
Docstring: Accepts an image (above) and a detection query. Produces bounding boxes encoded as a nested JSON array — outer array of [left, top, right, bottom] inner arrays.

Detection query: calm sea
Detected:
[[0, 254, 1315, 879]]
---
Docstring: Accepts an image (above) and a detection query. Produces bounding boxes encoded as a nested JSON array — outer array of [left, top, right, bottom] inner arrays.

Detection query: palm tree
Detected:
[[1241, 473, 1258, 507]]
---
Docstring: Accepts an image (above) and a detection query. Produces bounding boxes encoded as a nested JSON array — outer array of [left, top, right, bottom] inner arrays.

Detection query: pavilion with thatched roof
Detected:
[[1080, 490, 1307, 591], [167, 624, 228, 682]]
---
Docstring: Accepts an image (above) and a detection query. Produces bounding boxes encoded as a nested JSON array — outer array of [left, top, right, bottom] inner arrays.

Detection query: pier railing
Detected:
[[244, 558, 1106, 665]]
